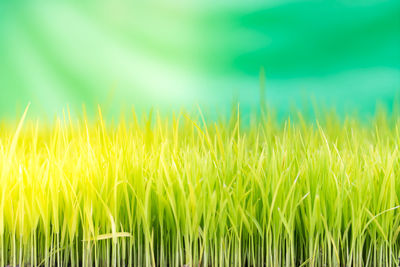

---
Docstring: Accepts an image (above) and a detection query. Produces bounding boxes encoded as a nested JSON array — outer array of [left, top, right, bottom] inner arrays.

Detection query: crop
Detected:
[[0, 105, 399, 266]]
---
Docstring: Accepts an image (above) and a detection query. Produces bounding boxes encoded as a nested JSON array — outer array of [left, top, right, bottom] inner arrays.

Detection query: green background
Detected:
[[0, 0, 399, 119]]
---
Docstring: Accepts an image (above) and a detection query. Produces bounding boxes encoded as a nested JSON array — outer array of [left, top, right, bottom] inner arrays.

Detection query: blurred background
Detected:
[[0, 0, 399, 119]]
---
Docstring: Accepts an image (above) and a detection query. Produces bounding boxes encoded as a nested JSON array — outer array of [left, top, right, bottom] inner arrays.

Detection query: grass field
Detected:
[[0, 105, 399, 266]]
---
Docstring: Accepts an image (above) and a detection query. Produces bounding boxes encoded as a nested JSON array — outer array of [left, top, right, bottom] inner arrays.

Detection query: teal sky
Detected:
[[0, 0, 399, 118]]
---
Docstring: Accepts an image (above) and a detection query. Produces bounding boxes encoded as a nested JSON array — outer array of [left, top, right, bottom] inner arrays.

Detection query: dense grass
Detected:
[[0, 105, 399, 267]]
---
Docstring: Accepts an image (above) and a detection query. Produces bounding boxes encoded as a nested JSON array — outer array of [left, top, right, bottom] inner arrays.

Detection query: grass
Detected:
[[0, 104, 399, 266]]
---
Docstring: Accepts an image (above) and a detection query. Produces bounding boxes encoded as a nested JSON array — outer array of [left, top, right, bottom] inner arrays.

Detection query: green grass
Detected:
[[0, 105, 399, 266]]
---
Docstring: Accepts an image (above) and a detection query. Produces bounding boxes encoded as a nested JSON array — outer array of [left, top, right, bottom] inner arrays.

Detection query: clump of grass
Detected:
[[0, 105, 399, 267]]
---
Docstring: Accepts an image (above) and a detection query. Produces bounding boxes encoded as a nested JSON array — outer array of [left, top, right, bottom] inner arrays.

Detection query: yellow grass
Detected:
[[0, 105, 399, 266]]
